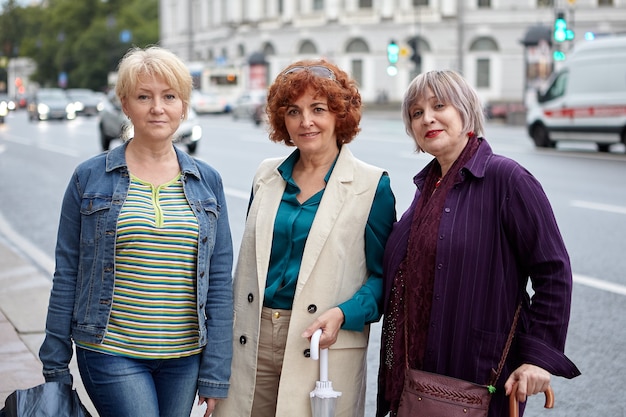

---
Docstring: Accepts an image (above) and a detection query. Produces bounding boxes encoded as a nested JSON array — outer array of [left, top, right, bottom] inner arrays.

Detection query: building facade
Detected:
[[159, 0, 626, 106]]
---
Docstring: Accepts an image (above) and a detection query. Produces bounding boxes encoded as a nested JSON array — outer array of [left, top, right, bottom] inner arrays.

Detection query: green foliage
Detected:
[[0, 0, 159, 91]]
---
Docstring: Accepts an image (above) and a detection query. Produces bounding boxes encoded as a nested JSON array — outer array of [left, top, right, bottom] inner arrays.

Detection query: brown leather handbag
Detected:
[[396, 304, 520, 417]]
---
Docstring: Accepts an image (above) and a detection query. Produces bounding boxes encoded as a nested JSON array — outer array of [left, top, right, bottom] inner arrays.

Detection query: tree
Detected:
[[1, 0, 159, 91]]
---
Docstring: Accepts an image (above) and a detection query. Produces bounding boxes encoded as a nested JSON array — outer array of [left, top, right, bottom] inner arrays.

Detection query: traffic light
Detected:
[[408, 38, 421, 67], [554, 13, 567, 42], [553, 50, 566, 61], [387, 40, 399, 65], [554, 12, 574, 42], [411, 52, 422, 66]]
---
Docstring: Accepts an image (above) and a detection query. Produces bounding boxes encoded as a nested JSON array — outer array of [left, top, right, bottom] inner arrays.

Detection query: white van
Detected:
[[526, 35, 626, 152]]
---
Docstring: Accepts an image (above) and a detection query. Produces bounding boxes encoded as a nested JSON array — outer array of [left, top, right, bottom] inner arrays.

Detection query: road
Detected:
[[0, 109, 625, 416]]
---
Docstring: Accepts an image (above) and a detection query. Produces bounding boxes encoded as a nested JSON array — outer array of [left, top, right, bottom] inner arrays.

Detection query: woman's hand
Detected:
[[504, 363, 551, 403], [301, 307, 345, 349], [197, 397, 218, 417]]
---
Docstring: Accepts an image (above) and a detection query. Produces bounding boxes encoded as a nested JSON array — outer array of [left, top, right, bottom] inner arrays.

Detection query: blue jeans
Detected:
[[77, 347, 200, 417]]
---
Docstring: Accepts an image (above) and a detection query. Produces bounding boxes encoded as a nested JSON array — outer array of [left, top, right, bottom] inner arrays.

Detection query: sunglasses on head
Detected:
[[282, 65, 336, 81]]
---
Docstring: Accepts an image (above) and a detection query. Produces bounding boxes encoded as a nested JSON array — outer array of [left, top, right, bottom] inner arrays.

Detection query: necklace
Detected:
[[435, 177, 443, 188]]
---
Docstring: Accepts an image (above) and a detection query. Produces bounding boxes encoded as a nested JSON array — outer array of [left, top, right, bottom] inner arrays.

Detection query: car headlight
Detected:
[[74, 101, 84, 111], [38, 103, 50, 114], [66, 103, 76, 113], [191, 125, 202, 141]]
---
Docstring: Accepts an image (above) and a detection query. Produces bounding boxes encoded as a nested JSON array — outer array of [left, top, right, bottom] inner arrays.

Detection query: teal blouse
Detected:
[[263, 149, 395, 331]]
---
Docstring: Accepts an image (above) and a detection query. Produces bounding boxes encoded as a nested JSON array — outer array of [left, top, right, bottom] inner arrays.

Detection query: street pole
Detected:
[[457, 0, 465, 74]]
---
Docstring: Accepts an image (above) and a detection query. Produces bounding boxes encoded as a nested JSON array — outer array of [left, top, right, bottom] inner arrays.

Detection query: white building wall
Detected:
[[159, 0, 626, 105]]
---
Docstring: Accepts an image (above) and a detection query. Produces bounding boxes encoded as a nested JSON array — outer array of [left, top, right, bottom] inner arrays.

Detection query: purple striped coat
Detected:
[[378, 139, 580, 417]]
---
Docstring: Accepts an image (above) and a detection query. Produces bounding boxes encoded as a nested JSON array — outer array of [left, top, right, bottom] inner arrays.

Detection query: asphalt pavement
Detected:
[[0, 232, 206, 416]]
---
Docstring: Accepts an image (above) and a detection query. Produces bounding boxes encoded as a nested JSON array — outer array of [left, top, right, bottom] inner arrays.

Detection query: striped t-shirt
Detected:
[[77, 174, 202, 358]]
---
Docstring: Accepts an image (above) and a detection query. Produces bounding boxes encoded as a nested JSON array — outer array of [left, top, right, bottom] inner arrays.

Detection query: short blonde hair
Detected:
[[115, 46, 192, 119], [402, 70, 485, 152]]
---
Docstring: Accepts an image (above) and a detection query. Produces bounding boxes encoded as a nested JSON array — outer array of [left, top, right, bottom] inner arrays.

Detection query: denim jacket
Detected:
[[39, 142, 234, 399]]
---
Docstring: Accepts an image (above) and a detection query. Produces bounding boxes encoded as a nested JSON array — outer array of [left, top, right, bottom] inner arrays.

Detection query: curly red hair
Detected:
[[266, 59, 362, 146]]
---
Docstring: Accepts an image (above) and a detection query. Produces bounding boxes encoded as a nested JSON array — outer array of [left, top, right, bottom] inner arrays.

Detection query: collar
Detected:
[[277, 147, 340, 185], [104, 141, 201, 179], [413, 137, 493, 188]]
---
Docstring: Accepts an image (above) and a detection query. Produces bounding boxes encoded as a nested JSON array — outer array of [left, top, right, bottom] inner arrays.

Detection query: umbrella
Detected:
[[508, 383, 555, 417], [309, 329, 342, 417]]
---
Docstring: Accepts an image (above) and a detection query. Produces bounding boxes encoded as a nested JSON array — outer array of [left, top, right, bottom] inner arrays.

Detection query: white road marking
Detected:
[[573, 274, 626, 296], [571, 200, 626, 215]]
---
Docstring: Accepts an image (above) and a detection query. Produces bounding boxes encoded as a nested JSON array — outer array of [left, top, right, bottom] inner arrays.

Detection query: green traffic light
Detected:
[[554, 18, 567, 42], [387, 41, 400, 64], [553, 50, 566, 61]]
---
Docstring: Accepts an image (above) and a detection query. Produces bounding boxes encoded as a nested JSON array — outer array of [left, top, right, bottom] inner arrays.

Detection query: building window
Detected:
[[477, 0, 491, 7], [413, 0, 429, 5], [598, 0, 613, 5], [346, 38, 370, 54], [313, 0, 324, 10], [476, 58, 490, 88], [359, 0, 373, 8], [536, 0, 554, 7], [299, 40, 318, 54]]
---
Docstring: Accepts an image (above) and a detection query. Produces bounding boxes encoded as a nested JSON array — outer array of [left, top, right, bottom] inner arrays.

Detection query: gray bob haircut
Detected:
[[401, 70, 485, 150], [115, 46, 192, 120]]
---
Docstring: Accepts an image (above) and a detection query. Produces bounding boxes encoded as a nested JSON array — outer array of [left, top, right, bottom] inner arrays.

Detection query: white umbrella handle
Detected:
[[309, 328, 329, 382]]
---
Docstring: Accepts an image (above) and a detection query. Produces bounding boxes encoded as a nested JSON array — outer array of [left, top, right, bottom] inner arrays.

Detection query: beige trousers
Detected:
[[251, 307, 292, 417]]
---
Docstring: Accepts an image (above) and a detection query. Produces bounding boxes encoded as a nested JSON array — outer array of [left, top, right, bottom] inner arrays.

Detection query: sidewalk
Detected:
[[0, 234, 206, 416], [0, 234, 97, 415]]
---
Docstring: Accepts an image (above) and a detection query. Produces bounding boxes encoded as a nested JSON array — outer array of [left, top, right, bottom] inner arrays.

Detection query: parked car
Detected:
[[65, 88, 104, 116], [191, 90, 229, 114], [231, 90, 267, 121], [98, 91, 202, 154], [27, 88, 76, 121], [252, 102, 268, 126]]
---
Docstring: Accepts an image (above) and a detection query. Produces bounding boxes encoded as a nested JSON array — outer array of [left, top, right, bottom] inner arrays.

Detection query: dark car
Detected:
[[98, 91, 202, 154], [66, 88, 104, 116], [27, 88, 76, 121], [231, 90, 267, 121]]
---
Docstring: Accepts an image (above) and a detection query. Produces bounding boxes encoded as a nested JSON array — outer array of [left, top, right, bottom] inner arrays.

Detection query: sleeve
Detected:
[[197, 171, 235, 398], [338, 173, 396, 331], [503, 166, 580, 379], [39, 171, 82, 385]]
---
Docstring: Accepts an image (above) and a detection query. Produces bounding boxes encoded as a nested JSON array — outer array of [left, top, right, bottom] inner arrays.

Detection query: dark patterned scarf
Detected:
[[380, 134, 481, 415]]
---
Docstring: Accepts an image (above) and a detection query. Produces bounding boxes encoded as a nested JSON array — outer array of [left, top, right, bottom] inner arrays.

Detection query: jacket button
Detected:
[[248, 293, 254, 303], [239, 336, 247, 345], [307, 304, 317, 314], [303, 349, 310, 358]]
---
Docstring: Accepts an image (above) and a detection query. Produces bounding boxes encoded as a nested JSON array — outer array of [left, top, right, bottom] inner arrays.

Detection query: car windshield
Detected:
[[39, 90, 67, 100]]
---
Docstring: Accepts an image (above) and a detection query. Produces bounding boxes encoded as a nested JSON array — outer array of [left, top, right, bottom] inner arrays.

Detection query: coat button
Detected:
[[239, 335, 247, 345], [307, 304, 317, 314], [248, 293, 254, 303], [303, 349, 310, 358]]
